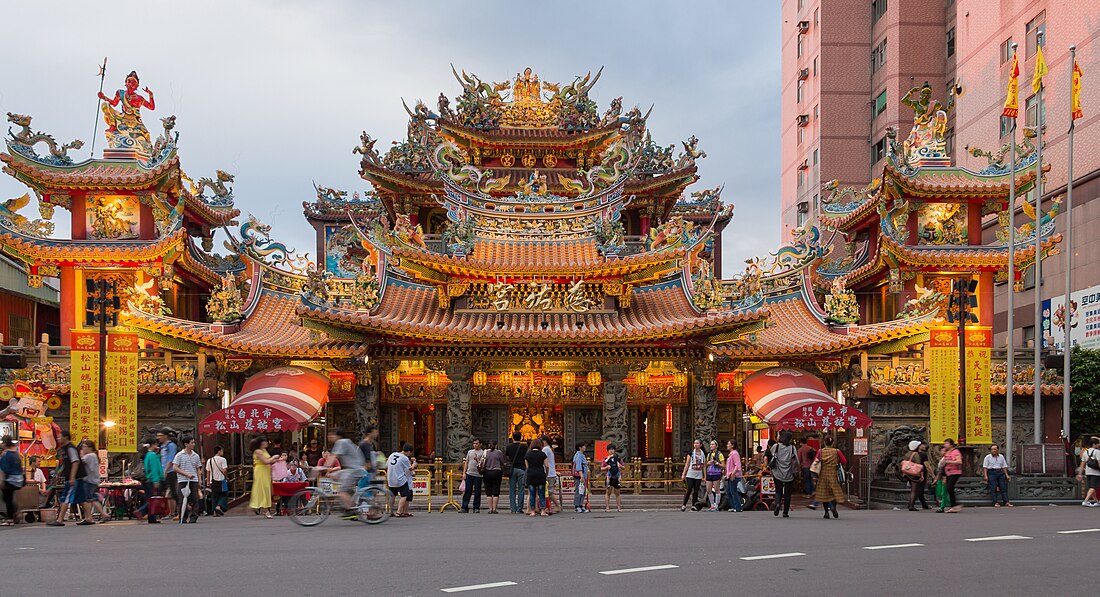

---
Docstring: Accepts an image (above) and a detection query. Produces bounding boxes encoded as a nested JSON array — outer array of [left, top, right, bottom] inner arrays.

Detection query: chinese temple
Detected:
[[0, 70, 1064, 480]]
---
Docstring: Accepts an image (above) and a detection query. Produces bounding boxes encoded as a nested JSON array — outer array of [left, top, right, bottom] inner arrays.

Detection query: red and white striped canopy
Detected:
[[742, 367, 872, 430], [200, 366, 330, 434]]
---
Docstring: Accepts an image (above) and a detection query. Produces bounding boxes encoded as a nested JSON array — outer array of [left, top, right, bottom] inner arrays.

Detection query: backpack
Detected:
[[1086, 448, 1100, 472]]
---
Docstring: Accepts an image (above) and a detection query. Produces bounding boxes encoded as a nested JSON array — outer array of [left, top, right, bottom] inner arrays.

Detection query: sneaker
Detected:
[[1083, 501, 1092, 507], [680, 505, 686, 512], [807, 503, 817, 510]]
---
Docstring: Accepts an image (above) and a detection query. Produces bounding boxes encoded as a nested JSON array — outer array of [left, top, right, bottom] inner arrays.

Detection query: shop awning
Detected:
[[742, 367, 872, 430], [200, 366, 330, 433]]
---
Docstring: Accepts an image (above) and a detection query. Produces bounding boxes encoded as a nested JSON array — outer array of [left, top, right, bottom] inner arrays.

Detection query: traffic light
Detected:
[[947, 278, 979, 324], [0, 354, 27, 369]]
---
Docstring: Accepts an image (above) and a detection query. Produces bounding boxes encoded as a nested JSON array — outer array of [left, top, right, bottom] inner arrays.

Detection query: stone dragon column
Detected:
[[693, 364, 717, 444], [445, 364, 474, 462], [353, 364, 380, 437], [601, 364, 629, 458]]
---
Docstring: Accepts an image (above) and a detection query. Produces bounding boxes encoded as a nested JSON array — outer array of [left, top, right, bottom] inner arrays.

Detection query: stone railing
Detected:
[[0, 342, 200, 395]]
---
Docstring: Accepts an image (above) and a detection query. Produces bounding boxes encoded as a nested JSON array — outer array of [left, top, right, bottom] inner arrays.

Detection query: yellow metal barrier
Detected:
[[438, 471, 461, 513]]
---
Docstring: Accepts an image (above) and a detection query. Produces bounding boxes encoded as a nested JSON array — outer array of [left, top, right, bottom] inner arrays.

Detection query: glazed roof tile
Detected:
[[872, 383, 1063, 396], [1, 152, 179, 190], [123, 288, 362, 357], [0, 228, 185, 264], [712, 296, 928, 358], [299, 279, 765, 344]]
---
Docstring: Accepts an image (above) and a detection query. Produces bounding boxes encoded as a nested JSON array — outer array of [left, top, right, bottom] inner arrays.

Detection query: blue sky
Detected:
[[0, 0, 780, 276]]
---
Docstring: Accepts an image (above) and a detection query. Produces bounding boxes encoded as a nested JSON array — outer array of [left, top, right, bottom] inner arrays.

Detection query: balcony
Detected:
[[0, 341, 201, 396]]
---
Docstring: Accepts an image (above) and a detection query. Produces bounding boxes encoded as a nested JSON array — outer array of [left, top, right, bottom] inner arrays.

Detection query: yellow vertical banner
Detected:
[[69, 331, 100, 444], [105, 333, 139, 452], [964, 326, 993, 445], [928, 327, 959, 443]]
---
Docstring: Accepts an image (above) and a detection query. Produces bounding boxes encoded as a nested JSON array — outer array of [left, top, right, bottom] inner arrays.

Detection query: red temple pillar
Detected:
[[640, 214, 651, 236], [59, 266, 77, 346]]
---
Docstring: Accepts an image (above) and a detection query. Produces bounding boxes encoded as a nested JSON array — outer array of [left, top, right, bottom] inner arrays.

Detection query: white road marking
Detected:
[[440, 581, 517, 593], [16, 547, 35, 551], [598, 564, 679, 575], [1057, 528, 1100, 534], [964, 535, 1032, 542], [862, 543, 924, 550], [740, 552, 806, 561]]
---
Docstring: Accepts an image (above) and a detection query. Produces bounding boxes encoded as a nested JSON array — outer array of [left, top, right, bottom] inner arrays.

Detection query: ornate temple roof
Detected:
[[0, 227, 186, 266], [1, 152, 179, 192]]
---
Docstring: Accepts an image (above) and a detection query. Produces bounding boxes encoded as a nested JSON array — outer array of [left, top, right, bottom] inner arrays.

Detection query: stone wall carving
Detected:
[[445, 364, 474, 461], [353, 379, 379, 438], [601, 364, 629, 458], [693, 384, 717, 444]]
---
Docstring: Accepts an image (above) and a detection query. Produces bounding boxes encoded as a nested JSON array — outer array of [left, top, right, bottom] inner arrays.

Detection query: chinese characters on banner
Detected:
[[326, 371, 356, 402], [205, 405, 292, 434], [928, 327, 959, 444], [69, 331, 100, 444], [964, 326, 992, 444], [790, 404, 863, 430], [105, 333, 139, 452]]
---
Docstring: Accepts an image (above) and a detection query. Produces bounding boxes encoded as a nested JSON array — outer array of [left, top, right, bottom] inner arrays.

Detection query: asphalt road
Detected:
[[2, 505, 1096, 596]]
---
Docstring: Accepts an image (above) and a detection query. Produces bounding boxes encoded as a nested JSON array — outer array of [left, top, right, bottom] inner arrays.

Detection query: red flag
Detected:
[[1072, 58, 1084, 121], [1003, 53, 1020, 118]]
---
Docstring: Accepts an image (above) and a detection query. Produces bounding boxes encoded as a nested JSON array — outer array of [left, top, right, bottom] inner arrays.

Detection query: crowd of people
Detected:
[[1, 429, 1098, 525]]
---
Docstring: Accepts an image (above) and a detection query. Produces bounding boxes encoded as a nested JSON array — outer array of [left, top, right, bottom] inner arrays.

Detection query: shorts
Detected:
[[82, 481, 101, 503], [64, 481, 85, 504], [389, 484, 411, 499], [163, 472, 178, 500], [1087, 475, 1100, 490], [335, 469, 365, 493], [606, 476, 621, 490], [546, 477, 559, 492], [705, 472, 722, 482]]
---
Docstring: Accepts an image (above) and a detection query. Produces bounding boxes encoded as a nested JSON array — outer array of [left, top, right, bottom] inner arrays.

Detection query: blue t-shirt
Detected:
[[572, 451, 588, 477], [160, 441, 178, 473]]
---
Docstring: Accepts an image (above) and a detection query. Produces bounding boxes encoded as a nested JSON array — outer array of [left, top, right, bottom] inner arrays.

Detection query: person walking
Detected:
[[504, 432, 527, 514], [0, 435, 24, 525], [461, 438, 486, 513], [139, 443, 163, 523], [680, 439, 705, 511], [173, 435, 203, 523], [939, 438, 964, 513], [902, 440, 931, 511], [769, 431, 800, 518], [387, 443, 416, 518], [1077, 436, 1100, 507], [571, 441, 589, 513], [812, 435, 847, 519], [798, 438, 819, 510], [724, 440, 743, 513], [205, 445, 228, 516], [156, 430, 178, 519], [982, 444, 1012, 508], [703, 440, 725, 511], [78, 441, 111, 524], [602, 444, 625, 512], [542, 436, 560, 514], [483, 441, 504, 514], [249, 436, 280, 519], [524, 438, 549, 516]]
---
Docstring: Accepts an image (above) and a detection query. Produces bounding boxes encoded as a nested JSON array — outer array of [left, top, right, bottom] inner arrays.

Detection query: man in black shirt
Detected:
[[51, 430, 83, 526], [504, 432, 527, 513], [358, 425, 379, 488]]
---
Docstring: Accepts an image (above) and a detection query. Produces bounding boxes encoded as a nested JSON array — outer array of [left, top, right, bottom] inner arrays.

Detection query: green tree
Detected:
[[1070, 347, 1100, 440]]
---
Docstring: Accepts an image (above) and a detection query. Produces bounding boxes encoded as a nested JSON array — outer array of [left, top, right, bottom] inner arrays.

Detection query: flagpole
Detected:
[[1033, 31, 1045, 445], [89, 57, 108, 156], [1006, 44, 1019, 466], [1062, 45, 1077, 441]]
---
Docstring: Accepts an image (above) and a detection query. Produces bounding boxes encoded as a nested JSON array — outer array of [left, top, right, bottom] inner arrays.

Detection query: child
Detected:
[[572, 442, 589, 513], [602, 445, 625, 512]]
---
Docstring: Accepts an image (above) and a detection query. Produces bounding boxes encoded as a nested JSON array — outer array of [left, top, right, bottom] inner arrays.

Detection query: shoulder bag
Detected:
[[900, 459, 924, 477], [809, 459, 822, 475], [1086, 448, 1100, 472]]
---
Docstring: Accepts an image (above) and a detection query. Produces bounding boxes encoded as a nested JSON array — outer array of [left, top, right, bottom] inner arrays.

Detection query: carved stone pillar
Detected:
[[693, 365, 717, 443], [601, 364, 629, 458], [445, 364, 473, 462], [353, 365, 379, 438]]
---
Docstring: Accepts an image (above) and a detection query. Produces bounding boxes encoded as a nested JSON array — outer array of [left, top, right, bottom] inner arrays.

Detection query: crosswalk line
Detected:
[[964, 535, 1031, 542], [863, 543, 924, 550]]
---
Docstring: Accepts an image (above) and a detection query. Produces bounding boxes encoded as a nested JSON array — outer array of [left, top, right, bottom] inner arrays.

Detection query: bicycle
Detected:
[[287, 474, 389, 526]]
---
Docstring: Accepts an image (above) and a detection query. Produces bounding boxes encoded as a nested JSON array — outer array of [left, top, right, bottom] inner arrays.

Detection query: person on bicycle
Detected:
[[358, 425, 380, 490], [325, 428, 364, 516]]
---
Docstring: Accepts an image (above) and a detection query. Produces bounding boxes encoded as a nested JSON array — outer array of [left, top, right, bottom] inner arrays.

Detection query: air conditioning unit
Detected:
[[798, 20, 810, 33], [797, 114, 810, 127], [798, 68, 810, 80], [797, 201, 810, 214], [798, 160, 809, 170]]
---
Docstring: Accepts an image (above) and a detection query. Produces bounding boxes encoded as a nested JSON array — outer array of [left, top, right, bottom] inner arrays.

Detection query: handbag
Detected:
[[836, 462, 847, 485], [809, 459, 822, 475], [900, 459, 924, 477], [1086, 449, 1100, 471], [706, 462, 723, 477]]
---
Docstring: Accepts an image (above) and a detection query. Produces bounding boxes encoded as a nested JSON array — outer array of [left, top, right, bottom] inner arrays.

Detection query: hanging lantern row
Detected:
[[499, 371, 514, 387], [634, 371, 649, 387], [473, 370, 487, 386], [561, 371, 576, 387], [385, 369, 401, 386], [426, 370, 441, 387], [673, 372, 688, 388], [587, 371, 602, 386]]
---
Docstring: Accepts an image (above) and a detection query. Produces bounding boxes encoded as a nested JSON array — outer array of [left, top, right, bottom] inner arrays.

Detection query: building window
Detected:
[[812, 148, 819, 166], [1025, 94, 1046, 127], [7, 314, 31, 347], [999, 115, 1014, 138], [872, 0, 887, 23], [945, 128, 955, 157], [1025, 11, 1045, 58], [871, 38, 887, 74], [1000, 37, 1014, 64], [797, 169, 805, 189], [798, 0, 804, 10], [797, 127, 805, 145], [1023, 325, 1036, 348], [873, 90, 887, 118], [797, 209, 807, 228], [797, 34, 804, 58], [871, 136, 887, 164], [946, 27, 956, 57], [814, 104, 819, 119], [813, 57, 818, 76], [814, 8, 819, 25], [797, 79, 805, 103]]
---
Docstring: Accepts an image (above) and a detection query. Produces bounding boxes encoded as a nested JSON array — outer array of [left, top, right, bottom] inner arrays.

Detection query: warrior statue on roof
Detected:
[[899, 82, 953, 167], [98, 70, 155, 158]]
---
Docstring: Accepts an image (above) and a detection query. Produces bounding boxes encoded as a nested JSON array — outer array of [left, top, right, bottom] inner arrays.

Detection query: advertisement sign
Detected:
[[928, 327, 959, 444], [69, 331, 100, 444], [1042, 283, 1100, 351], [105, 333, 139, 452], [964, 326, 992, 445], [411, 472, 431, 496]]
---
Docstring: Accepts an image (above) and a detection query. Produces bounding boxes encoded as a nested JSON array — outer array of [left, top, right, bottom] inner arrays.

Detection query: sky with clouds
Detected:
[[0, 0, 780, 276]]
